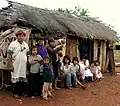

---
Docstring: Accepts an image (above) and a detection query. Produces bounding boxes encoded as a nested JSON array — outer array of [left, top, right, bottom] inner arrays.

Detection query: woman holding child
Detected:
[[47, 38, 63, 90]]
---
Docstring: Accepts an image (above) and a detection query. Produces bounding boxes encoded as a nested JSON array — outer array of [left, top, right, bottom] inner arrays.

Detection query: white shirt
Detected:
[[60, 62, 71, 74], [70, 63, 79, 74]]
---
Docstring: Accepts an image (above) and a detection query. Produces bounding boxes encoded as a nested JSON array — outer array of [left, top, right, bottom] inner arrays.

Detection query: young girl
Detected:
[[28, 46, 42, 98], [94, 61, 103, 81], [90, 61, 96, 81], [60, 55, 72, 89]]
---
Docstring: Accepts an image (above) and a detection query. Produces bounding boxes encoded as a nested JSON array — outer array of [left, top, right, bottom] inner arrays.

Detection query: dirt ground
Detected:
[[1, 70, 120, 106]]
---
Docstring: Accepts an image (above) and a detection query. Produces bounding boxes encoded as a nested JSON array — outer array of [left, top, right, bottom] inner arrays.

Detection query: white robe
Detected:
[[8, 40, 29, 83]]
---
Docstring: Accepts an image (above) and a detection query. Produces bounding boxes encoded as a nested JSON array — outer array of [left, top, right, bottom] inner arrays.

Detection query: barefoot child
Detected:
[[40, 56, 54, 100], [28, 46, 43, 98], [54, 51, 63, 90], [90, 61, 96, 81], [94, 61, 103, 81]]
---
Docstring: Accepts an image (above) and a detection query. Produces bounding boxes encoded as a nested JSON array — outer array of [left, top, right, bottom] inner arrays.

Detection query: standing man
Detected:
[[107, 43, 115, 76], [8, 30, 29, 98]]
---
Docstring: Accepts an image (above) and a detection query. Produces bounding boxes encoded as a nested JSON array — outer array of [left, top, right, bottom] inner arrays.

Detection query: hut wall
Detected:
[[66, 36, 77, 59]]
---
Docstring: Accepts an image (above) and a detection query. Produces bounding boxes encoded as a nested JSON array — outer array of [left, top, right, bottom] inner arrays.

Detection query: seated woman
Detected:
[[60, 55, 72, 89], [70, 57, 80, 87]]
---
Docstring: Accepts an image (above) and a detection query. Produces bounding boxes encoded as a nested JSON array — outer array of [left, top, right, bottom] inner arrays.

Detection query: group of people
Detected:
[[7, 30, 103, 101]]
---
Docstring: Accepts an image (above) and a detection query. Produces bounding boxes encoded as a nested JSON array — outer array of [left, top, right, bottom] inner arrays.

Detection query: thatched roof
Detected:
[[0, 1, 117, 41]]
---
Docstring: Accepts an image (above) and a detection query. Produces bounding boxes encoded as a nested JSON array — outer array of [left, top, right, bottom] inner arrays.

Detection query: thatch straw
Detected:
[[0, 1, 117, 41]]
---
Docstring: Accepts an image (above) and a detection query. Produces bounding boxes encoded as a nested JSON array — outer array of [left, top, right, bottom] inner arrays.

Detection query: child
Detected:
[[36, 36, 48, 95], [53, 51, 63, 89], [90, 61, 96, 81], [28, 46, 43, 98], [94, 61, 103, 81], [40, 56, 54, 100], [60, 55, 72, 89], [90, 62, 95, 73]]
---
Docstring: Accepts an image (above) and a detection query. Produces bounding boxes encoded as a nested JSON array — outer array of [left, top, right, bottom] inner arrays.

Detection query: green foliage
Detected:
[[55, 6, 89, 17], [114, 50, 120, 57]]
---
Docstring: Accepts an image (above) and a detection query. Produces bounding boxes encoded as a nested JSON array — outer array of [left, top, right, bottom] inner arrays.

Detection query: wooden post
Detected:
[[89, 40, 92, 62], [93, 40, 98, 61], [99, 41, 103, 71], [77, 39, 80, 60], [102, 41, 106, 73], [99, 40, 106, 73]]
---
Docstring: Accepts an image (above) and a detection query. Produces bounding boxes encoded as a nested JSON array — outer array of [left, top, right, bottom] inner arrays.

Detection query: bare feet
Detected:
[[31, 96, 35, 99], [13, 94, 20, 99], [82, 85, 87, 90], [42, 97, 49, 101], [48, 94, 53, 98], [54, 87, 60, 90]]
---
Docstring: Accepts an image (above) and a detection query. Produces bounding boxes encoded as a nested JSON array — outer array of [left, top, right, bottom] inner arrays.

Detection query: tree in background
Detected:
[[55, 6, 89, 17]]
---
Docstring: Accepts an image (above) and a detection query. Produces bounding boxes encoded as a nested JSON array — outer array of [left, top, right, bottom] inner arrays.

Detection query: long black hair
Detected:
[[63, 55, 71, 65], [72, 57, 79, 63]]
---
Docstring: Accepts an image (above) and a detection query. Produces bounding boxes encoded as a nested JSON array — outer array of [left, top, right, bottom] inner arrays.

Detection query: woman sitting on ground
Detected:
[[70, 57, 80, 87], [60, 55, 72, 89]]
